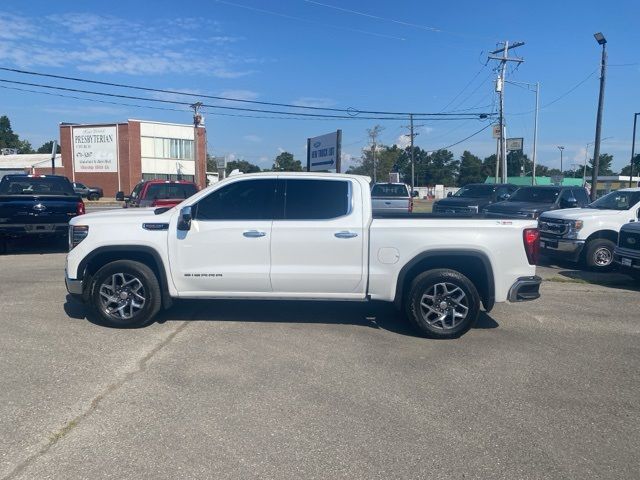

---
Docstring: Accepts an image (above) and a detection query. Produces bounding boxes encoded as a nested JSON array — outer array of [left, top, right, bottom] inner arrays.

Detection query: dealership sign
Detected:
[[72, 126, 118, 173], [307, 130, 342, 172]]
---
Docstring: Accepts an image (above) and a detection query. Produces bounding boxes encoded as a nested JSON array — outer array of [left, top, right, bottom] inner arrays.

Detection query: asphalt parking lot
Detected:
[[1, 245, 639, 480]]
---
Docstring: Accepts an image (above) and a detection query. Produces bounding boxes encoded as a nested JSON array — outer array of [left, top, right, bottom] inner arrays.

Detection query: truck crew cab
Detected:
[[66, 173, 541, 339]]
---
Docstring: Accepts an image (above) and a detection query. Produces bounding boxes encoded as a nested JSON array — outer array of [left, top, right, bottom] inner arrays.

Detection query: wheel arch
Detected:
[[77, 245, 172, 308], [393, 250, 495, 312], [585, 229, 618, 244]]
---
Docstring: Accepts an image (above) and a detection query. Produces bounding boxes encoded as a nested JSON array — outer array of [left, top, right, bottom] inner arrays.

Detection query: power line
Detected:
[[438, 63, 488, 112], [0, 66, 494, 118], [0, 77, 491, 121], [215, 0, 406, 41], [436, 122, 494, 151]]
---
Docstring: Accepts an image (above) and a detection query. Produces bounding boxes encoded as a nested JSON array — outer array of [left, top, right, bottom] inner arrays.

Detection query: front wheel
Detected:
[[584, 239, 616, 271], [404, 269, 480, 339], [90, 260, 161, 328]]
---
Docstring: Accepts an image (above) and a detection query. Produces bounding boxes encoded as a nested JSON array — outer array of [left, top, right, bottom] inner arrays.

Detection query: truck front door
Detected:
[[167, 178, 278, 295]]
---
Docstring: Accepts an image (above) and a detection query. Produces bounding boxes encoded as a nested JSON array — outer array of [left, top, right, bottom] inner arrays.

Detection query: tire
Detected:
[[88, 193, 99, 201], [90, 260, 162, 328], [404, 268, 480, 339], [584, 239, 616, 271]]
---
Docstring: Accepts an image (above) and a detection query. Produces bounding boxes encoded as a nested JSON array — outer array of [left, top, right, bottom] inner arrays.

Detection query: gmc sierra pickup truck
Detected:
[[65, 173, 541, 338]]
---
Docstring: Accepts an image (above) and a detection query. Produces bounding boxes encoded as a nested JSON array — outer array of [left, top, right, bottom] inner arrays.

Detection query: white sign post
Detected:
[[307, 130, 342, 172], [72, 126, 118, 173]]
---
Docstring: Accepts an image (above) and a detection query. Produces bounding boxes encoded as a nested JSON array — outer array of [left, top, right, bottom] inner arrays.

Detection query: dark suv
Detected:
[[483, 186, 590, 219], [72, 182, 103, 201], [433, 183, 517, 215]]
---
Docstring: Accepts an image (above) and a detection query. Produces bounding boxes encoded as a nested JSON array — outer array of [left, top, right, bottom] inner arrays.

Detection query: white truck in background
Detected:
[[539, 188, 640, 270], [65, 173, 541, 339]]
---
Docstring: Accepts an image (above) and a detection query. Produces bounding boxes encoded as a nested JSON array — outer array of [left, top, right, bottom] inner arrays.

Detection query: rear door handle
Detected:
[[243, 230, 266, 238], [334, 231, 358, 239]]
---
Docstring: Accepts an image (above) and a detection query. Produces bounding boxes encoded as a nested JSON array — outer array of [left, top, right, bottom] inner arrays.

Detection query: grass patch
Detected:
[[49, 419, 78, 443]]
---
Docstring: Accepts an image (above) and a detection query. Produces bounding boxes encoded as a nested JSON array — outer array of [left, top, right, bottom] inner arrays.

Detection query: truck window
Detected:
[[145, 183, 197, 200], [371, 184, 408, 197], [195, 179, 277, 220], [130, 183, 144, 199], [284, 179, 349, 220], [0, 176, 75, 196], [572, 188, 590, 205]]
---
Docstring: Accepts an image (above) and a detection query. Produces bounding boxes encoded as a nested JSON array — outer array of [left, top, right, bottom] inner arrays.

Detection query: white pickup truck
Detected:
[[538, 188, 640, 270], [65, 173, 541, 339]]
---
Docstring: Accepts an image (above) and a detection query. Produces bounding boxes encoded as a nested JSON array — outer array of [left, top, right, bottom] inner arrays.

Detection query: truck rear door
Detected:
[[270, 178, 366, 297]]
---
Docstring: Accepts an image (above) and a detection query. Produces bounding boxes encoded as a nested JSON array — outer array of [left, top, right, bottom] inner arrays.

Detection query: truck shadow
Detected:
[[538, 256, 640, 292], [64, 296, 499, 338], [2, 237, 67, 255]]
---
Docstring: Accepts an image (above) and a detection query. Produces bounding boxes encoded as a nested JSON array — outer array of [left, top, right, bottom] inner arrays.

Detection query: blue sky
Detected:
[[1, 0, 638, 173]]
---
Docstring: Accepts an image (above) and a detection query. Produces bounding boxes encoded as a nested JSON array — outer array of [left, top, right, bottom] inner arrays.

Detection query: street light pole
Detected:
[[630, 112, 639, 187], [591, 32, 608, 201], [557, 146, 565, 173], [532, 82, 539, 185]]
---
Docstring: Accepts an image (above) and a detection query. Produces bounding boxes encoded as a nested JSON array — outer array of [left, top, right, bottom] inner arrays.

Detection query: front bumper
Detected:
[[540, 236, 585, 262], [508, 275, 542, 302], [613, 247, 640, 271], [65, 271, 84, 296]]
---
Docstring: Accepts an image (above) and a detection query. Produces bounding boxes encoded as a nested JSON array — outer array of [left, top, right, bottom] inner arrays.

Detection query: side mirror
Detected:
[[498, 193, 510, 201], [447, 192, 453, 197], [412, 190, 419, 198], [115, 191, 125, 201], [562, 197, 578, 208], [177, 206, 192, 231]]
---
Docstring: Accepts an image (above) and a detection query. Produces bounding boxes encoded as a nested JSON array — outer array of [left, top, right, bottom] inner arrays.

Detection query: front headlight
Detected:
[[69, 225, 89, 250], [570, 220, 584, 231]]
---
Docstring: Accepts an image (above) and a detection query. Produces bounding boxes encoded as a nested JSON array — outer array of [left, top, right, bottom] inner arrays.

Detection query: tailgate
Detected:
[[0, 195, 80, 225], [372, 197, 410, 211]]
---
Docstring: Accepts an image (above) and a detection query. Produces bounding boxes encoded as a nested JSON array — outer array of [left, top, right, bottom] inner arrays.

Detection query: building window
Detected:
[[141, 137, 194, 160], [142, 173, 195, 182]]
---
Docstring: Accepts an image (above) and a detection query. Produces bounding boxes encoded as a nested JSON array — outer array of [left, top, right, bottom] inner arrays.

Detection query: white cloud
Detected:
[[396, 134, 410, 149], [219, 90, 259, 101], [0, 12, 257, 78], [277, 147, 285, 153], [292, 97, 336, 108], [243, 134, 262, 142]]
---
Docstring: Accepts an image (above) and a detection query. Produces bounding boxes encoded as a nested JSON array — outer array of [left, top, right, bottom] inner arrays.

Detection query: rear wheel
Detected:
[[90, 260, 161, 328], [404, 269, 480, 339], [88, 193, 99, 201], [584, 239, 616, 271]]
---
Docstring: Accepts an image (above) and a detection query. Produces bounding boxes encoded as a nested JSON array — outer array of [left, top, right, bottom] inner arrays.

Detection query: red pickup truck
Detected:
[[115, 180, 199, 208]]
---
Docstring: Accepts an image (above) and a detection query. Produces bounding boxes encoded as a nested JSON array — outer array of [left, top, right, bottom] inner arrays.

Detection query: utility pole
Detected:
[[403, 114, 425, 192], [488, 41, 525, 183], [532, 82, 539, 185], [50, 140, 57, 174], [367, 125, 383, 183], [190, 102, 203, 188], [629, 112, 639, 187], [591, 32, 607, 201]]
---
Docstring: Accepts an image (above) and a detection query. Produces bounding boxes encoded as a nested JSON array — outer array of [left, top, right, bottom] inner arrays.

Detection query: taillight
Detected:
[[76, 201, 85, 216], [523, 228, 540, 265]]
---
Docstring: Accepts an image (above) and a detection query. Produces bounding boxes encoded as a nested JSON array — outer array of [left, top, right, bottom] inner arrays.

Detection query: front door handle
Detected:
[[243, 230, 266, 238], [334, 231, 358, 239]]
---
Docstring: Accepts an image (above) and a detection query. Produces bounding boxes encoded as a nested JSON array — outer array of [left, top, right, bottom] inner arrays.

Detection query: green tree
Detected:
[[584, 153, 616, 176], [0, 115, 20, 150], [349, 144, 403, 182], [36, 140, 61, 154], [620, 154, 640, 178], [272, 151, 302, 172], [458, 151, 483, 186], [225, 160, 261, 175]]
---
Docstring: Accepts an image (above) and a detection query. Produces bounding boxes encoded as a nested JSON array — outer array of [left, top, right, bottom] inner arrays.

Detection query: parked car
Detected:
[[72, 182, 103, 201], [433, 183, 517, 216], [371, 182, 412, 213], [0, 174, 84, 254], [540, 188, 640, 270], [66, 172, 541, 338], [483, 186, 590, 219], [613, 221, 640, 280], [116, 180, 199, 209]]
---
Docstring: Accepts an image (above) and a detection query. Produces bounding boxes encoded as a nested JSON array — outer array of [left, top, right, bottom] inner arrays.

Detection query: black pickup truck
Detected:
[[0, 174, 85, 254]]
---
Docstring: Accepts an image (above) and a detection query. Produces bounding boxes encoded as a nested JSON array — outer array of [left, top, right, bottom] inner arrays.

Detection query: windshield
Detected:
[[371, 184, 409, 197], [587, 191, 640, 210], [509, 187, 560, 203], [0, 176, 75, 196], [453, 184, 494, 198]]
